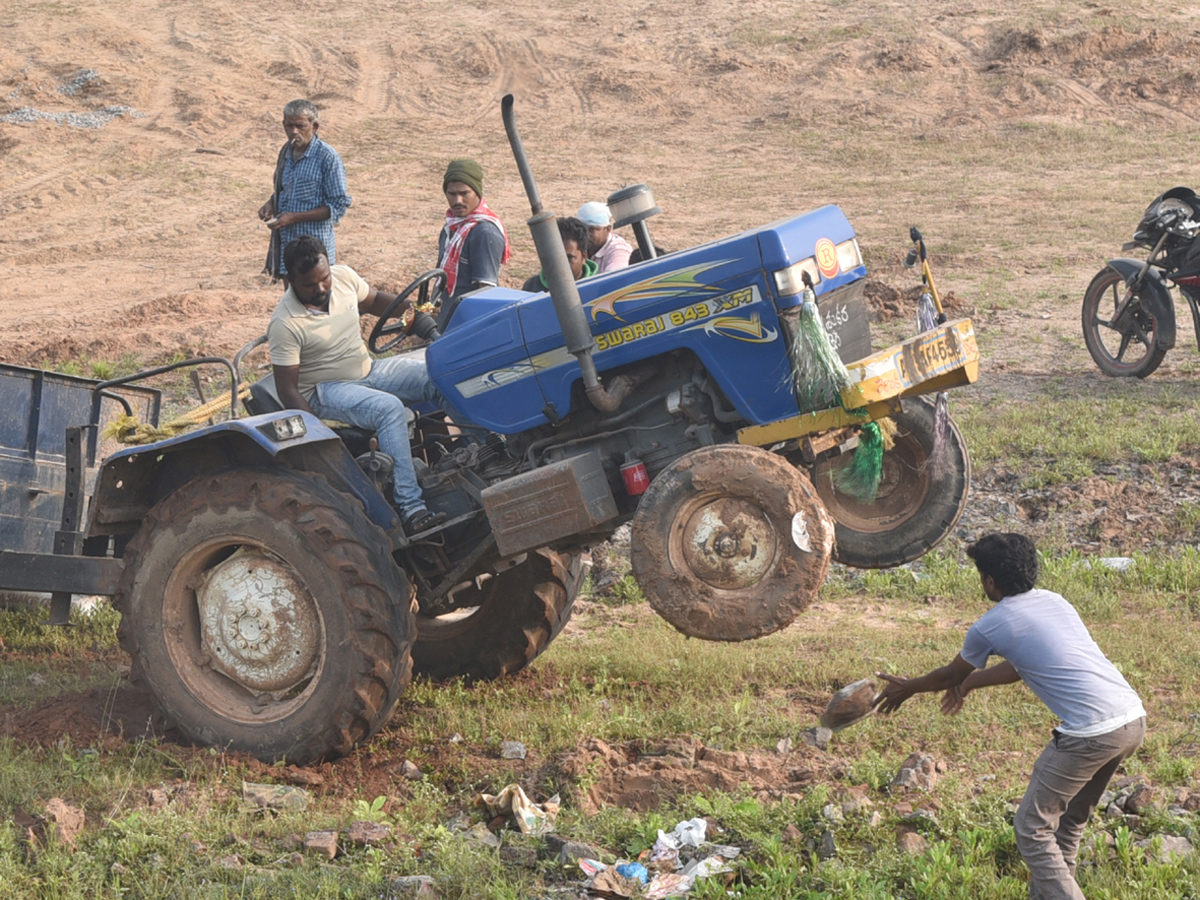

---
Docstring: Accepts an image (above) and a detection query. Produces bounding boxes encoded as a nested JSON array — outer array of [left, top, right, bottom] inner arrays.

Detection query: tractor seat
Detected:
[[245, 374, 380, 457]]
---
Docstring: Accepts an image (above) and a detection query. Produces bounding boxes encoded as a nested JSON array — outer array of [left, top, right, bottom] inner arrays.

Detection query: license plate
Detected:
[[894, 329, 968, 386]]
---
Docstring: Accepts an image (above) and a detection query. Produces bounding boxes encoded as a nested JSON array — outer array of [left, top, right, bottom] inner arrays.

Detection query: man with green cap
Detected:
[[436, 158, 511, 328]]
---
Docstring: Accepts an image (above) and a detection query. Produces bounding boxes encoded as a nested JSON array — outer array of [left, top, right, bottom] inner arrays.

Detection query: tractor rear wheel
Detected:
[[808, 396, 970, 569], [411, 549, 583, 681], [630, 444, 833, 642], [115, 468, 413, 764]]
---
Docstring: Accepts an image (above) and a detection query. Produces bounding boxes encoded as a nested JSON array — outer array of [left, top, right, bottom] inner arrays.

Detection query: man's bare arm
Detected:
[[267, 205, 331, 230], [359, 287, 404, 319], [940, 660, 1020, 715], [273, 364, 316, 416], [876, 653, 976, 714]]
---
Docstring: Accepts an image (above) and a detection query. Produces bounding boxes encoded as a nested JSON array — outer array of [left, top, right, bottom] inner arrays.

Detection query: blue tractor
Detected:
[[0, 97, 976, 763]]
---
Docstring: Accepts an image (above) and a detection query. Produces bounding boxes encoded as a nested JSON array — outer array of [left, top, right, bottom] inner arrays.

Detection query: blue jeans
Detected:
[[310, 352, 441, 519]]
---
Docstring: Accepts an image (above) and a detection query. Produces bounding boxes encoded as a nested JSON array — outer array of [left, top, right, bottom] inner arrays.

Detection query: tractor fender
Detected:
[[88, 412, 398, 540], [1104, 258, 1176, 350]]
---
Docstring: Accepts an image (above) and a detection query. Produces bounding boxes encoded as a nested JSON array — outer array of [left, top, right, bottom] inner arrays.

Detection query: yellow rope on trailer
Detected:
[[102, 384, 253, 445]]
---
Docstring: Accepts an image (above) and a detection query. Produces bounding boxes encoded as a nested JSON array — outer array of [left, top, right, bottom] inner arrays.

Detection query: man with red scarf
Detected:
[[436, 158, 511, 329]]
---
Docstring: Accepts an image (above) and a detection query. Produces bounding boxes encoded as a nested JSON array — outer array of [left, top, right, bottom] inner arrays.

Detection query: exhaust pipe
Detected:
[[501, 94, 632, 415]]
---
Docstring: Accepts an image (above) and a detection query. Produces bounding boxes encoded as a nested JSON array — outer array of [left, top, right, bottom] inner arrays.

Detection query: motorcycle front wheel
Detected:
[[1081, 267, 1168, 378]]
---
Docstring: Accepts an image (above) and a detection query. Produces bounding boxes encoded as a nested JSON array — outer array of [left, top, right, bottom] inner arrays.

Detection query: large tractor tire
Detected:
[[411, 549, 584, 681], [630, 444, 834, 642], [115, 468, 414, 765], [809, 396, 970, 569]]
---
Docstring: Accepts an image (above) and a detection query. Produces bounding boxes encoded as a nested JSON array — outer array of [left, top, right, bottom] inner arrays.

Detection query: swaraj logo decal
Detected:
[[814, 238, 839, 280], [682, 313, 778, 343], [586, 261, 733, 322]]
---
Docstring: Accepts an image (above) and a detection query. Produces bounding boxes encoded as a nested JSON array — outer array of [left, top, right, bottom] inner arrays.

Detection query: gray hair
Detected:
[[282, 98, 320, 124]]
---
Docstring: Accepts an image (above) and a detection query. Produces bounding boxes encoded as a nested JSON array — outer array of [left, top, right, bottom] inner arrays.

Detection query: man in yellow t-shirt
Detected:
[[268, 235, 446, 536]]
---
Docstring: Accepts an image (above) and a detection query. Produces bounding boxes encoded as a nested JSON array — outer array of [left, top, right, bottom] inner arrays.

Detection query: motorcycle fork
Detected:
[[1112, 233, 1170, 329]]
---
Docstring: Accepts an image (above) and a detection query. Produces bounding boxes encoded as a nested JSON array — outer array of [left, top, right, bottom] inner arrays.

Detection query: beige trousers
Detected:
[[1014, 717, 1146, 900]]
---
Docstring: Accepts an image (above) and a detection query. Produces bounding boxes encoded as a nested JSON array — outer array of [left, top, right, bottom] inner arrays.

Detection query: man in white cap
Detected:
[[577, 201, 633, 273]]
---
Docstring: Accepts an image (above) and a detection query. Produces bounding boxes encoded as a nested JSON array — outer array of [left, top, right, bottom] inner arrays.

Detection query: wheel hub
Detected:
[[196, 550, 320, 692], [680, 498, 776, 590]]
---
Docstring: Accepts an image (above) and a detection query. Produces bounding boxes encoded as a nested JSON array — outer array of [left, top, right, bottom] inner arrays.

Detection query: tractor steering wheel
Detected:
[[368, 269, 448, 354]]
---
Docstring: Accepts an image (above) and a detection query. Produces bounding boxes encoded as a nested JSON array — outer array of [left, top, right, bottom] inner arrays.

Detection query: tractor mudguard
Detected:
[[1105, 258, 1177, 350], [88, 412, 398, 539]]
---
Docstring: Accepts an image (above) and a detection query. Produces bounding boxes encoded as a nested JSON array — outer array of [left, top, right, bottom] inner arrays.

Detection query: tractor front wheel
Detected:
[[631, 445, 833, 642], [808, 396, 970, 569], [115, 468, 414, 764]]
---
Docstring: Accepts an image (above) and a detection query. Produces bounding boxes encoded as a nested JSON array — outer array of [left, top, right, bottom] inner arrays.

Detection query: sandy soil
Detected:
[[4, 1, 1200, 374]]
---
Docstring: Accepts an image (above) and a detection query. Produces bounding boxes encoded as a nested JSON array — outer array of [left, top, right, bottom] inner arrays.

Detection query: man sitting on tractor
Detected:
[[521, 216, 598, 292], [268, 235, 447, 536], [437, 158, 511, 328]]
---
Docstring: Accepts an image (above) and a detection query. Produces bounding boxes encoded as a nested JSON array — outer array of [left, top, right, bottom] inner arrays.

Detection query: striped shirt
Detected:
[[276, 136, 351, 272]]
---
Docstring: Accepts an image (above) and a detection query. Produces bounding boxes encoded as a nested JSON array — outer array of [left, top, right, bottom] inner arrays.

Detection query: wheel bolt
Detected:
[[715, 533, 738, 557]]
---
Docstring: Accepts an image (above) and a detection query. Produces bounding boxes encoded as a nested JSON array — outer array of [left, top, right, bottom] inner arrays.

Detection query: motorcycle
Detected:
[[1082, 186, 1200, 378]]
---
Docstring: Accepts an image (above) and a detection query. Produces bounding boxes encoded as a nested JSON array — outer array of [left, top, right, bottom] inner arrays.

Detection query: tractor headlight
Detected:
[[773, 259, 822, 296], [835, 238, 863, 273], [260, 414, 308, 442], [773, 238, 864, 298]]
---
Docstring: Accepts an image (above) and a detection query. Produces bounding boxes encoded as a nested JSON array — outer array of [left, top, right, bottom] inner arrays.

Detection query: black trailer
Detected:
[[0, 363, 160, 622]]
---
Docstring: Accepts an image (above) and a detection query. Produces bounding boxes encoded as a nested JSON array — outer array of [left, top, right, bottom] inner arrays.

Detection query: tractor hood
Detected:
[[426, 205, 868, 434]]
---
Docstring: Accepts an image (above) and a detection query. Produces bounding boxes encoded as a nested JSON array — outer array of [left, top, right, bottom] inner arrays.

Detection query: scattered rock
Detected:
[[449, 733, 463, 744], [500, 741, 527, 760], [776, 737, 793, 754], [304, 831, 339, 860], [400, 760, 424, 780], [467, 823, 502, 849], [499, 845, 539, 868], [902, 808, 940, 827], [559, 840, 603, 866], [146, 788, 170, 812], [1125, 784, 1159, 816], [43, 798, 85, 846], [27, 673, 47, 686], [242, 782, 310, 812], [346, 821, 391, 846], [280, 766, 324, 787], [891, 753, 943, 792], [1105, 802, 1125, 818], [782, 823, 803, 844], [1135, 834, 1194, 861], [390, 874, 438, 899], [821, 803, 844, 823], [801, 727, 832, 750], [216, 853, 244, 869], [817, 829, 837, 860], [897, 830, 927, 854]]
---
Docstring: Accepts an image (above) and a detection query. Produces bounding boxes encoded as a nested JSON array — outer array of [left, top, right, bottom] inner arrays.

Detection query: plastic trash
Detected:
[[616, 861, 649, 884], [578, 858, 607, 878], [645, 872, 695, 898], [476, 784, 559, 835]]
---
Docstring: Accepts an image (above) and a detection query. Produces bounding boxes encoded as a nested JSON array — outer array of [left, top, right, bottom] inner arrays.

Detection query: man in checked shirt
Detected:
[[259, 99, 352, 287]]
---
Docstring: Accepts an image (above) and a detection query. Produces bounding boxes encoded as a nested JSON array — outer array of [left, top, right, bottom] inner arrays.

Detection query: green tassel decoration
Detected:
[[836, 420, 885, 503], [787, 285, 852, 413]]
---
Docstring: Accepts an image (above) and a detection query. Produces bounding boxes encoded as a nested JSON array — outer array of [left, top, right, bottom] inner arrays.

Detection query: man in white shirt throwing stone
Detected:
[[877, 532, 1146, 900]]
